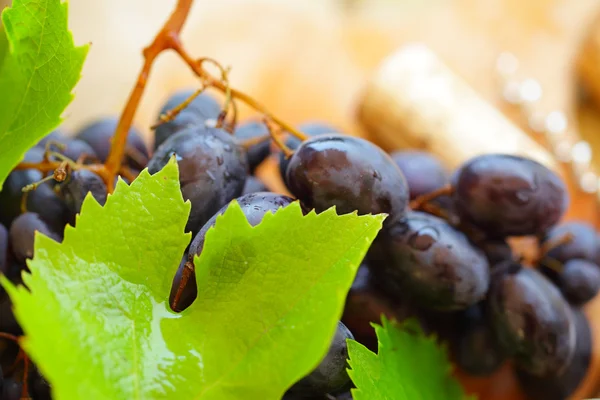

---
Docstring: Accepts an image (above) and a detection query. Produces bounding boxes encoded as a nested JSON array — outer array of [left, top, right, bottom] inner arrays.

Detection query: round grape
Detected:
[[557, 259, 600, 306], [516, 308, 591, 400], [76, 117, 149, 169], [390, 150, 448, 200], [9, 212, 62, 263], [544, 221, 597, 263], [368, 211, 490, 311], [488, 266, 575, 376], [454, 154, 568, 237], [286, 134, 409, 223], [148, 126, 249, 235], [154, 90, 222, 150], [170, 192, 294, 310], [287, 321, 353, 396]]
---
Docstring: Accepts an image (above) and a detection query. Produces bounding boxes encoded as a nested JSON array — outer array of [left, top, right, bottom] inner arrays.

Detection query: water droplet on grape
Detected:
[[408, 225, 439, 251]]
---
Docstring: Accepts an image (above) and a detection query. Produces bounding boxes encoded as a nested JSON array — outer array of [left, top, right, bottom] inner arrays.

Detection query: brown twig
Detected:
[[103, 0, 195, 192], [409, 184, 454, 210], [264, 118, 294, 158]]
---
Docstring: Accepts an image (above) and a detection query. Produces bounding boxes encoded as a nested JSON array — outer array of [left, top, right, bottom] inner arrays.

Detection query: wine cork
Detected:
[[356, 43, 557, 171]]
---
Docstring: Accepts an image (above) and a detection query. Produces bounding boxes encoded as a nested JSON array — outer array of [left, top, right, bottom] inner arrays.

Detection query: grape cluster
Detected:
[[0, 119, 150, 398], [1, 86, 597, 399]]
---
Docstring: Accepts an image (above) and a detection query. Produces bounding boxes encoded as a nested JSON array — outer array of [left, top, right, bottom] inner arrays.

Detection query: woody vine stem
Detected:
[[14, 0, 308, 193]]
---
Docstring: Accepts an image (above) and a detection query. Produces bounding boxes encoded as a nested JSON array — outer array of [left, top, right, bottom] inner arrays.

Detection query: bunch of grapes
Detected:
[[0, 85, 597, 400]]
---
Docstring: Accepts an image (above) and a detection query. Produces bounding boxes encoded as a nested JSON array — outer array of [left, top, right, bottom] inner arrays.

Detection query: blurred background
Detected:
[[3, 0, 594, 150], [5, 0, 600, 398]]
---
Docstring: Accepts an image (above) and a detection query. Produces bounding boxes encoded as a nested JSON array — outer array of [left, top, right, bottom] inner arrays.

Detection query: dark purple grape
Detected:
[[454, 154, 568, 237], [59, 170, 107, 219], [479, 239, 513, 266], [390, 150, 449, 200], [516, 308, 591, 400], [0, 224, 7, 276], [288, 321, 353, 396], [451, 303, 505, 376], [61, 138, 98, 162], [188, 193, 293, 257], [342, 264, 399, 351], [234, 121, 271, 173], [154, 90, 222, 150], [0, 148, 69, 230], [544, 221, 597, 263], [2, 378, 21, 400], [148, 126, 248, 235], [35, 129, 65, 148], [368, 211, 490, 311], [171, 193, 294, 310], [286, 135, 409, 223], [488, 266, 575, 376], [76, 117, 149, 169], [557, 259, 600, 306], [9, 212, 62, 263], [242, 176, 269, 195], [278, 122, 340, 183]]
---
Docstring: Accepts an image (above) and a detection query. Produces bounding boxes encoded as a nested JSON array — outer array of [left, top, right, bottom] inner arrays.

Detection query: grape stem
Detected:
[[409, 184, 454, 210], [15, 0, 309, 193]]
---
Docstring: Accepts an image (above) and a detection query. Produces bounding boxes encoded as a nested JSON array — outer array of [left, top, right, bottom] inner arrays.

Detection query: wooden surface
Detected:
[[6, 0, 600, 398]]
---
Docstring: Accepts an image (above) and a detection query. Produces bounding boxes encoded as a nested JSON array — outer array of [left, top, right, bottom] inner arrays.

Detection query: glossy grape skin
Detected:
[[451, 303, 505, 376], [0, 148, 69, 230], [278, 122, 340, 182], [390, 150, 449, 200], [286, 135, 409, 223], [544, 222, 597, 263], [557, 259, 600, 306], [454, 154, 568, 237], [516, 308, 591, 400], [242, 176, 268, 195], [148, 126, 248, 235], [287, 321, 353, 396], [154, 90, 221, 150], [59, 170, 107, 219], [9, 213, 62, 263], [234, 121, 271, 173], [488, 266, 575, 376], [76, 117, 149, 169], [368, 211, 490, 311], [170, 192, 294, 311]]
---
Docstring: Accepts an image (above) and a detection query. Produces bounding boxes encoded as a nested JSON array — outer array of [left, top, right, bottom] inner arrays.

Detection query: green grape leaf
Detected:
[[2, 159, 385, 400], [347, 317, 474, 400], [0, 0, 88, 186]]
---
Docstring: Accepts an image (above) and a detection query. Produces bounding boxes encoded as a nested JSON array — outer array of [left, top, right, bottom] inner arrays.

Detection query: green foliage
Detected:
[[0, 0, 88, 186], [2, 159, 384, 400], [347, 317, 473, 400]]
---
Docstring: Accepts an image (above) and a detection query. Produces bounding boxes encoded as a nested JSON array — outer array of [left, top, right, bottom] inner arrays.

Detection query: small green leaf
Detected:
[[0, 0, 89, 186], [347, 316, 474, 400], [2, 159, 385, 400]]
